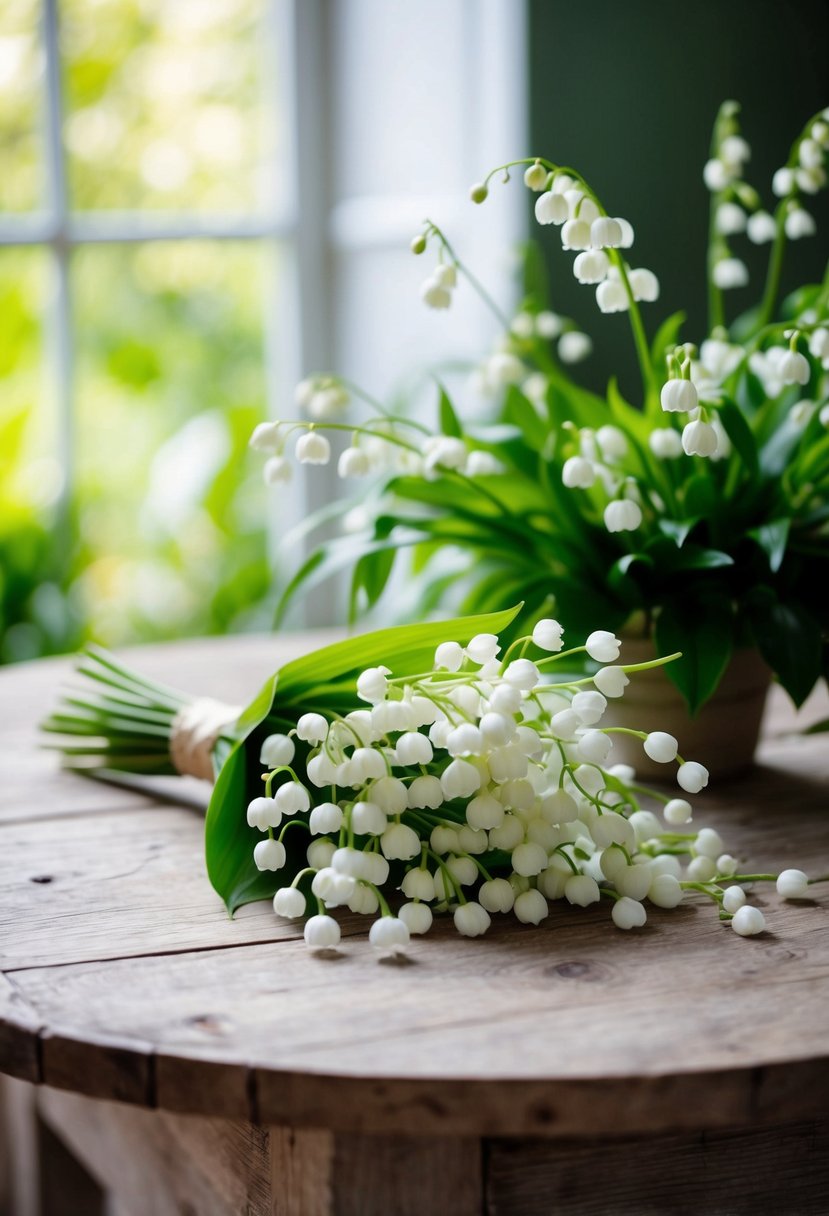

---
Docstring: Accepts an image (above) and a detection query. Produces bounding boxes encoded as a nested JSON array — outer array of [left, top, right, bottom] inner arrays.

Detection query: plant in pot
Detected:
[[252, 101, 829, 777]]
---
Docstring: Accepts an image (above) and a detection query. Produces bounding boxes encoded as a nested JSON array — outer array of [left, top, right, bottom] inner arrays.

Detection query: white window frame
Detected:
[[1, 0, 528, 628]]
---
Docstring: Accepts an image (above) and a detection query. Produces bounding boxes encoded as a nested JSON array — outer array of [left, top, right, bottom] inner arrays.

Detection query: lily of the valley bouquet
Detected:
[[47, 609, 824, 955], [257, 102, 829, 717]]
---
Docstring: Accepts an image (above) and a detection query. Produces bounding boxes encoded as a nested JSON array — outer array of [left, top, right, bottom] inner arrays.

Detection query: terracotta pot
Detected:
[[603, 640, 772, 780]]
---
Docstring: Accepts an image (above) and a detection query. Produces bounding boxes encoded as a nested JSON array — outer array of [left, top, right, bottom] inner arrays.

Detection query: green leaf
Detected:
[[349, 545, 397, 618], [649, 310, 685, 370], [654, 592, 735, 715], [746, 593, 821, 707], [748, 520, 790, 573], [716, 399, 758, 478], [504, 385, 548, 452], [438, 383, 463, 437], [657, 518, 700, 548]]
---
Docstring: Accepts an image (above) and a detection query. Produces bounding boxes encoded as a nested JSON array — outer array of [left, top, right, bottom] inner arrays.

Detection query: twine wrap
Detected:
[[169, 698, 242, 781]]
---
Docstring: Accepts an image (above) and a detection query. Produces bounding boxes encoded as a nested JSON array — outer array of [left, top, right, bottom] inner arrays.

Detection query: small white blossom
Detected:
[[535, 191, 569, 225], [454, 902, 491, 937], [399, 902, 433, 935], [421, 277, 452, 309], [369, 916, 410, 953], [747, 210, 777, 244], [260, 733, 295, 768], [661, 379, 699, 414], [590, 216, 624, 248], [628, 267, 660, 302], [612, 896, 647, 930], [677, 761, 709, 794], [503, 659, 540, 690], [772, 167, 795, 197], [722, 885, 746, 914], [703, 158, 732, 191], [573, 249, 610, 283], [778, 349, 810, 385], [273, 887, 306, 918], [649, 427, 684, 458], [253, 839, 286, 871], [604, 499, 642, 533], [524, 160, 549, 191], [715, 202, 747, 234], [309, 802, 344, 835], [596, 279, 630, 313], [304, 914, 341, 950], [296, 431, 331, 465], [558, 331, 593, 363], [585, 630, 621, 663], [561, 218, 592, 250], [785, 208, 816, 239], [776, 869, 809, 899], [562, 455, 596, 488], [296, 713, 328, 744], [593, 666, 629, 698], [250, 420, 283, 450], [643, 731, 678, 764], [682, 419, 719, 458], [731, 905, 766, 937], [532, 618, 565, 652], [337, 447, 371, 478], [514, 888, 549, 924], [663, 798, 693, 826], [263, 455, 292, 484], [649, 874, 683, 908], [712, 258, 749, 289]]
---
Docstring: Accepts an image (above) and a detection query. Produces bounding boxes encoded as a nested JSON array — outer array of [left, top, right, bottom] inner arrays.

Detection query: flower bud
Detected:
[[585, 630, 621, 663], [593, 666, 629, 698], [677, 761, 709, 794], [399, 902, 433, 934], [776, 869, 809, 899], [524, 160, 548, 191], [469, 182, 488, 204], [410, 233, 427, 254], [532, 618, 565, 652], [612, 897, 647, 929], [454, 902, 491, 936], [643, 731, 678, 763], [514, 888, 549, 924]]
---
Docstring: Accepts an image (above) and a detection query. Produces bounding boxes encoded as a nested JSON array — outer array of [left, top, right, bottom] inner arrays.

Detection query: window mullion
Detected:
[[42, 0, 73, 511]]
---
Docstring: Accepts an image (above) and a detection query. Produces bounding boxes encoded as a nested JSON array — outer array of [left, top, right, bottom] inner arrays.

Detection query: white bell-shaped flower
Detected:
[[682, 419, 719, 458], [590, 216, 624, 248], [561, 218, 592, 250], [596, 279, 629, 313], [304, 914, 341, 950], [558, 331, 592, 363], [628, 267, 660, 302], [254, 839, 286, 871], [712, 257, 749, 289], [746, 210, 777, 244], [604, 499, 642, 532], [295, 431, 331, 465], [660, 379, 698, 413], [535, 191, 569, 225], [573, 249, 609, 284]]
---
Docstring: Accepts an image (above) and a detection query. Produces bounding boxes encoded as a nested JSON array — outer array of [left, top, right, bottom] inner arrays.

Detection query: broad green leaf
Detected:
[[746, 593, 822, 707], [349, 545, 397, 619], [748, 520, 790, 573], [657, 517, 700, 548], [654, 591, 735, 715]]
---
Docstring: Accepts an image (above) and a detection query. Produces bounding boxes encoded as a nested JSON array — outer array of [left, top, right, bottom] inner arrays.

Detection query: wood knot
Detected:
[[548, 959, 611, 982]]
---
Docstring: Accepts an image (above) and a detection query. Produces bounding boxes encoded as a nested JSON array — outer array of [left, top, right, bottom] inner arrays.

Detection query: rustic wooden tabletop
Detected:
[[1, 635, 828, 1216]]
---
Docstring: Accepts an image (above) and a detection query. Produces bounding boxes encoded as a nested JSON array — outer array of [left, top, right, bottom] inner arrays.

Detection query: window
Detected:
[[1, 0, 527, 659]]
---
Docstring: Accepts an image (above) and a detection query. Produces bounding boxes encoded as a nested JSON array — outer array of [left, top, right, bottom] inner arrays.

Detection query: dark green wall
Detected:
[[528, 0, 829, 399]]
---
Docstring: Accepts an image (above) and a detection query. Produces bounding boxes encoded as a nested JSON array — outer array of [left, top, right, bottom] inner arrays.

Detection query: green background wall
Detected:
[[528, 0, 829, 398]]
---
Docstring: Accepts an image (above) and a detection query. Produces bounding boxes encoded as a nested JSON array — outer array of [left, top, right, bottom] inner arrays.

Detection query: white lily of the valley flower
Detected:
[[296, 431, 331, 465], [558, 331, 593, 363], [604, 499, 642, 532], [785, 207, 816, 239], [628, 267, 660, 302], [712, 257, 749, 289], [747, 210, 777, 244], [682, 419, 719, 457]]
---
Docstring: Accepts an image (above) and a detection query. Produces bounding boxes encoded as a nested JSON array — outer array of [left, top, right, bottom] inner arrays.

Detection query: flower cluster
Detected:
[[251, 101, 829, 721], [703, 101, 829, 295], [243, 622, 815, 955]]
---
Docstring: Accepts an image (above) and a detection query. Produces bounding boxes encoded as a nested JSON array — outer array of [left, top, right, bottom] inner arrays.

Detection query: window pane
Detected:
[[0, 0, 44, 212], [71, 240, 273, 645], [0, 249, 77, 662], [61, 0, 283, 214]]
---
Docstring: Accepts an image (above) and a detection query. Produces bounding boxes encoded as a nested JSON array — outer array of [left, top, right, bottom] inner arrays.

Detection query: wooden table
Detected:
[[1, 635, 828, 1216]]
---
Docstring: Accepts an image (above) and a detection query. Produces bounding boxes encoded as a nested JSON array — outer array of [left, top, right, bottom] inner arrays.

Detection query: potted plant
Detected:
[[251, 102, 829, 775]]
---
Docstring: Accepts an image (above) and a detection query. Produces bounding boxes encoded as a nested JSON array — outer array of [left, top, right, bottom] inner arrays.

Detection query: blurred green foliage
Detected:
[[0, 0, 277, 663]]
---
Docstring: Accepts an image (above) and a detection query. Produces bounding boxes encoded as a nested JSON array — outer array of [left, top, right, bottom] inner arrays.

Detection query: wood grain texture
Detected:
[[0, 637, 828, 1140], [485, 1121, 829, 1215], [38, 1088, 273, 1216]]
